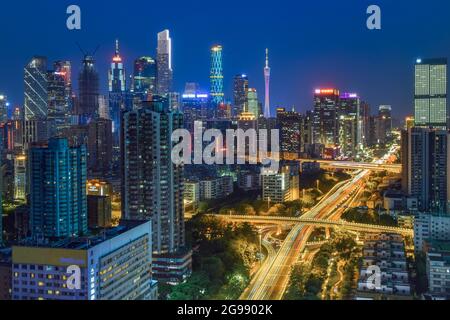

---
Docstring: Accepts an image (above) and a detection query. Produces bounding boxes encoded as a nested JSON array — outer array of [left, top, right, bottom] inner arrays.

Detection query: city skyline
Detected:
[[1, 1, 450, 119], [2, 0, 450, 304]]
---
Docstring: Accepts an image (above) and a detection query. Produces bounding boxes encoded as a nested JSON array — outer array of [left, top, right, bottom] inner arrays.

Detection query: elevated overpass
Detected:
[[214, 214, 413, 237], [298, 159, 402, 173]]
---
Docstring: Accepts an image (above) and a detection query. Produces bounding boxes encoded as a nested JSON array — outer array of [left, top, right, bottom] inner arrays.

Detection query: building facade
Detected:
[[29, 138, 88, 239]]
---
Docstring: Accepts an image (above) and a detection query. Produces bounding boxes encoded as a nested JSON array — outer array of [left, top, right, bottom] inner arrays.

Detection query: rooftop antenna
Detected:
[[115, 39, 120, 55], [76, 42, 88, 56], [75, 42, 100, 57]]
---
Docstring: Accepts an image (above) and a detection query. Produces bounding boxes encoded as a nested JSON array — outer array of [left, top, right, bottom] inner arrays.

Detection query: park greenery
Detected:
[[342, 207, 398, 227], [161, 215, 259, 300], [284, 233, 361, 300]]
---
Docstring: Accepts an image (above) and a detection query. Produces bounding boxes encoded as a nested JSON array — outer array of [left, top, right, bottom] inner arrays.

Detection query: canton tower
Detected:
[[264, 48, 271, 118]]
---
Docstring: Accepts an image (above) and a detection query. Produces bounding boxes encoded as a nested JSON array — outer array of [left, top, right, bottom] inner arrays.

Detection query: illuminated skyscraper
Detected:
[[247, 88, 259, 118], [277, 107, 302, 157], [133, 57, 157, 100], [264, 49, 271, 118], [210, 45, 224, 106], [47, 67, 69, 134], [375, 105, 393, 145], [24, 56, 48, 120], [122, 96, 185, 254], [415, 58, 447, 129], [233, 74, 249, 117], [108, 40, 126, 147], [181, 83, 210, 134], [29, 138, 88, 239], [0, 94, 8, 123], [53, 60, 72, 113], [157, 30, 173, 95], [78, 55, 100, 122], [338, 93, 360, 158], [313, 88, 340, 146]]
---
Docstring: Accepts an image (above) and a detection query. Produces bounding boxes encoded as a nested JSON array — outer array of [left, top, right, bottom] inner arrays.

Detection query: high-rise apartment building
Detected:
[[402, 127, 450, 213], [122, 96, 191, 283], [29, 138, 88, 239], [415, 58, 447, 129], [122, 96, 184, 254], [156, 30, 173, 95]]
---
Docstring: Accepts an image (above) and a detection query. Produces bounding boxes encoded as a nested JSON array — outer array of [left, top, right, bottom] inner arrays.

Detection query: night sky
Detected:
[[1, 0, 450, 119]]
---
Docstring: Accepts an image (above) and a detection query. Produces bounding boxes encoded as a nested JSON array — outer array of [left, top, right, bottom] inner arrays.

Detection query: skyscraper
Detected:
[[375, 105, 393, 145], [47, 68, 68, 134], [338, 93, 361, 158], [403, 127, 450, 213], [109, 40, 127, 147], [122, 96, 191, 283], [210, 45, 224, 106], [415, 58, 447, 129], [122, 96, 184, 254], [156, 30, 173, 95], [0, 94, 8, 123], [24, 56, 48, 121], [133, 57, 157, 101], [247, 88, 259, 118], [181, 83, 210, 134], [233, 74, 249, 117], [78, 55, 100, 122], [29, 138, 88, 239], [277, 107, 302, 158], [264, 48, 271, 118], [313, 88, 340, 147], [87, 118, 113, 178]]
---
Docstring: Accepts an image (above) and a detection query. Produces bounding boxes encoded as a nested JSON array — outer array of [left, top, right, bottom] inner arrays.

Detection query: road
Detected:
[[242, 146, 400, 300]]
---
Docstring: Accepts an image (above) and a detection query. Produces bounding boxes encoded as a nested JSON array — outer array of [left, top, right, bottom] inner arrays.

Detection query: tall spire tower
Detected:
[[264, 48, 271, 118]]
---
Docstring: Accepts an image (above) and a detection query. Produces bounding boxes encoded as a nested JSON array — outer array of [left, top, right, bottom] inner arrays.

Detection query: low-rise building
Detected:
[[199, 176, 234, 201], [184, 180, 200, 205], [357, 233, 412, 300], [425, 241, 450, 299], [414, 213, 450, 252], [262, 161, 300, 204]]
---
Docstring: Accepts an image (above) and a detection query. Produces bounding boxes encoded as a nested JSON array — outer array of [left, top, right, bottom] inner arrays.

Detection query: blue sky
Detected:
[[1, 0, 450, 119]]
